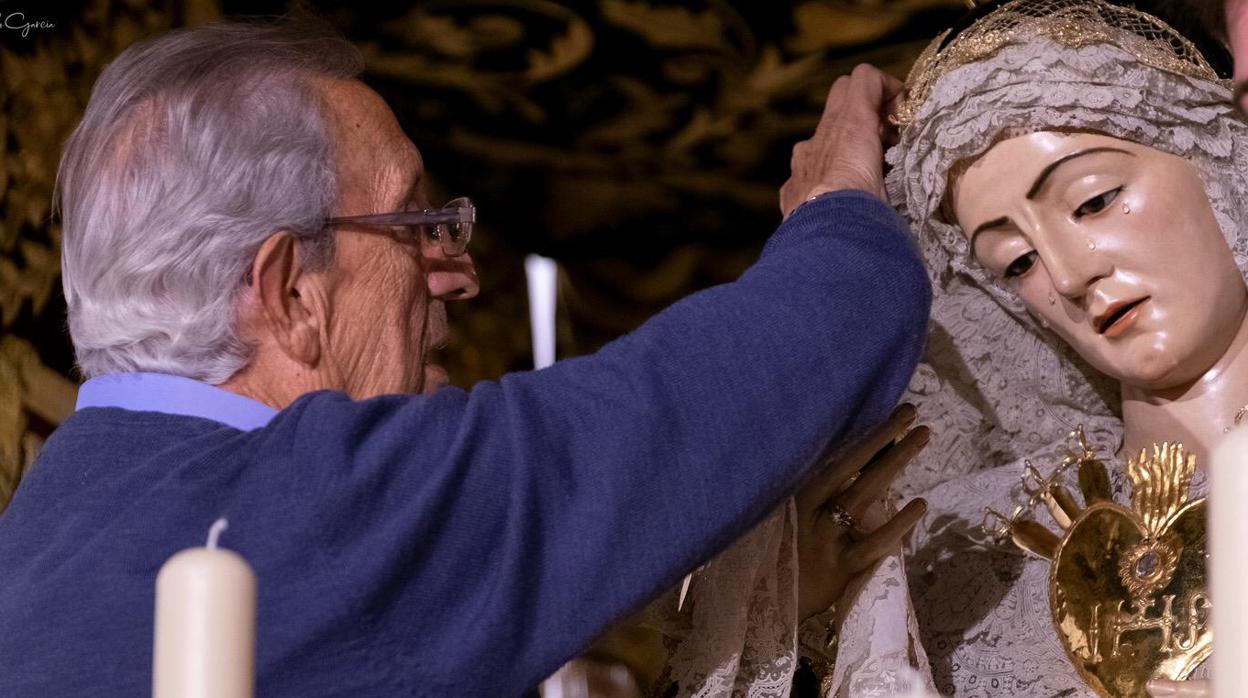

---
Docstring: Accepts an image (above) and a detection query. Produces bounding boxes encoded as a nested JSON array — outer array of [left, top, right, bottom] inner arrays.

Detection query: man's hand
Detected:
[[780, 64, 904, 217], [795, 404, 928, 621]]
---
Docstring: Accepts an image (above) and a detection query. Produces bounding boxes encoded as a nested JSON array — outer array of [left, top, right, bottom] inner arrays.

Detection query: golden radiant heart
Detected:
[[1051, 498, 1210, 698], [994, 435, 1211, 698]]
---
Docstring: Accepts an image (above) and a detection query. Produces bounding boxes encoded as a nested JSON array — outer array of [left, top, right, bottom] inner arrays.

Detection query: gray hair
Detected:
[[56, 17, 363, 384]]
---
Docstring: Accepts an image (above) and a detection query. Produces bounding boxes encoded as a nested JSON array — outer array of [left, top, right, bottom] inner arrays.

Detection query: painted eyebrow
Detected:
[[1024, 146, 1133, 199], [969, 216, 1010, 262]]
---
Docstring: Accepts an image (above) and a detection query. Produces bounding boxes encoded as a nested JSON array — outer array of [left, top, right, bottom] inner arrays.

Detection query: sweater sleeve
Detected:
[[253, 190, 932, 693]]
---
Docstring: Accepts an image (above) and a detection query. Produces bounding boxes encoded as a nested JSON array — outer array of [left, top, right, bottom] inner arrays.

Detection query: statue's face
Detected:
[[951, 131, 1248, 390]]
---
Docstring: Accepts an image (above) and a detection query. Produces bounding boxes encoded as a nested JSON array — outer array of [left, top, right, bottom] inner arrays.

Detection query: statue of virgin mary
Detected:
[[886, 0, 1247, 694], [654, 1, 1248, 696]]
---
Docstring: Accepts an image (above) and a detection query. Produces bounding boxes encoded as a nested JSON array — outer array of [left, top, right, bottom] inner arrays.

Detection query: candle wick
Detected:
[[206, 517, 229, 550]]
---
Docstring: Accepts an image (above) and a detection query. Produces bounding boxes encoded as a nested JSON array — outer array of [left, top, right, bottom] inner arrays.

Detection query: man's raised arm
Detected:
[[260, 65, 931, 692]]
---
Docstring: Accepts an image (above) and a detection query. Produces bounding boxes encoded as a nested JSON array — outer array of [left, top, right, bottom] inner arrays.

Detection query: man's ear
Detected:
[[251, 231, 322, 367]]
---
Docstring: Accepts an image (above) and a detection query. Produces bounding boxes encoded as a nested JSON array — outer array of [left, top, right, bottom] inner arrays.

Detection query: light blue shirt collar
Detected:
[[75, 372, 277, 431]]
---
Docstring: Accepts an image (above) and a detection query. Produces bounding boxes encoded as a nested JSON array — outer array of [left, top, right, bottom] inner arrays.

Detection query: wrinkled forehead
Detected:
[[318, 77, 423, 209]]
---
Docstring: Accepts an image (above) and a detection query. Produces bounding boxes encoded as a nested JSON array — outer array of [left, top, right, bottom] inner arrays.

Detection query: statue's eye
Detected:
[[1074, 187, 1122, 218], [1003, 250, 1038, 279]]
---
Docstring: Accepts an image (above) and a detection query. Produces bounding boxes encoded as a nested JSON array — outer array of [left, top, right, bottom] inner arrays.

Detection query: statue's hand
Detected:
[[794, 403, 928, 621], [780, 63, 903, 216], [1147, 679, 1210, 697]]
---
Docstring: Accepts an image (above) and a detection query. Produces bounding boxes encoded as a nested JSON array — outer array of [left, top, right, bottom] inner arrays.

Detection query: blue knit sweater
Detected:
[[0, 191, 930, 696]]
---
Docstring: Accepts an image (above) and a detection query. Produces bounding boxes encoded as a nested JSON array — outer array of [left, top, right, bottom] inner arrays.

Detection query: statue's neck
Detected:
[[1122, 307, 1248, 467]]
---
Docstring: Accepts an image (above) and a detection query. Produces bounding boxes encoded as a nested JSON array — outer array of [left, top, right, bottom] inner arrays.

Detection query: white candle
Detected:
[[525, 254, 558, 370], [1211, 428, 1248, 698], [153, 518, 257, 698]]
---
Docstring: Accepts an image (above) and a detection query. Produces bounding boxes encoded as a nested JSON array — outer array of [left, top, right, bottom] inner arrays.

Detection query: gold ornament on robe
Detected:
[[984, 428, 1210, 698]]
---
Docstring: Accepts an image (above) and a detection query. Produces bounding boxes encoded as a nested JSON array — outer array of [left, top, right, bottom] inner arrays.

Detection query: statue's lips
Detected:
[[1097, 297, 1149, 337]]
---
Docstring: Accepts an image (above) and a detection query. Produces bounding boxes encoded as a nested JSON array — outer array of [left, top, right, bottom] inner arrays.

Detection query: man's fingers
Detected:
[[817, 65, 894, 138], [837, 65, 894, 191], [842, 64, 889, 129], [850, 64, 886, 99], [838, 426, 930, 517], [796, 404, 916, 515], [831, 403, 916, 473], [842, 499, 926, 574], [815, 77, 851, 135], [790, 63, 896, 203]]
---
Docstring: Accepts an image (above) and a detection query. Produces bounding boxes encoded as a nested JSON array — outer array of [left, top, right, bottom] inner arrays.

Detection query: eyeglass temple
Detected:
[[327, 205, 475, 227]]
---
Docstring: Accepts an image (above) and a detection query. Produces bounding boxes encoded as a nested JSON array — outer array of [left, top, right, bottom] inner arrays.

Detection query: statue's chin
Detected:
[[1089, 340, 1197, 395]]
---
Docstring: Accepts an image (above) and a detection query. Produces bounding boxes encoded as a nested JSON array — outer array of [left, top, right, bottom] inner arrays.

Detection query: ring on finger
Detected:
[[826, 502, 859, 531]]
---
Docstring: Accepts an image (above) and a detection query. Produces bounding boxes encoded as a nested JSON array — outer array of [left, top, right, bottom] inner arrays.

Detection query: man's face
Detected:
[[317, 79, 478, 397]]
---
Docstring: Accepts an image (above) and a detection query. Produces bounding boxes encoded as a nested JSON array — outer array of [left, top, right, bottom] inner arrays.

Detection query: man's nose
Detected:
[[426, 252, 479, 301]]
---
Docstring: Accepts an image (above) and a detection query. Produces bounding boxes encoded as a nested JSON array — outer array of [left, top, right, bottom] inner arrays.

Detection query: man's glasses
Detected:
[[325, 196, 475, 257]]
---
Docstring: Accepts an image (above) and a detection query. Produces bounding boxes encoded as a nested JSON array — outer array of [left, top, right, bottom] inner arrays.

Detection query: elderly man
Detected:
[[0, 17, 930, 698]]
